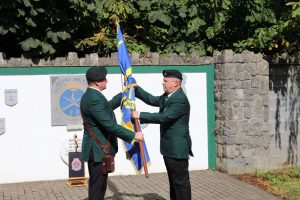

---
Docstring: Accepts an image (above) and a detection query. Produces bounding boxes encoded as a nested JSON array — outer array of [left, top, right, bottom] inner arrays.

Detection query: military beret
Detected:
[[162, 69, 183, 80], [86, 66, 107, 82]]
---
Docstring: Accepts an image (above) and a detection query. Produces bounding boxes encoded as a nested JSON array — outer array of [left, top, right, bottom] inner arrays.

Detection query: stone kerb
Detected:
[[214, 49, 271, 173]]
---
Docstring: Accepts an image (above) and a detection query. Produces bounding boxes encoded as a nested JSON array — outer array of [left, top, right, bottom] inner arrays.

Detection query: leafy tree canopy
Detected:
[[0, 0, 299, 58]]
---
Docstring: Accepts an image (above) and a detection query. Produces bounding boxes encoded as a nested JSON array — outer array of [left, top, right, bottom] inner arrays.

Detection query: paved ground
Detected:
[[0, 170, 280, 200]]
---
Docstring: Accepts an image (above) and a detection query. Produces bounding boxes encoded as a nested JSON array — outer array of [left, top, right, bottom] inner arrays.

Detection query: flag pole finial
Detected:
[[115, 17, 120, 26]]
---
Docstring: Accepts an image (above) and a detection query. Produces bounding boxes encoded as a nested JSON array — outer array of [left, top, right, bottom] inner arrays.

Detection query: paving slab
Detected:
[[0, 170, 280, 200]]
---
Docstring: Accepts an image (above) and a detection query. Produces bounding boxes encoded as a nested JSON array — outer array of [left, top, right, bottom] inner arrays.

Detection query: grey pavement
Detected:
[[0, 170, 280, 200]]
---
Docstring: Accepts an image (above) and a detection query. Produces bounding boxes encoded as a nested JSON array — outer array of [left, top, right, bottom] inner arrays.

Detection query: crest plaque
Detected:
[[5, 89, 18, 107], [51, 76, 87, 126]]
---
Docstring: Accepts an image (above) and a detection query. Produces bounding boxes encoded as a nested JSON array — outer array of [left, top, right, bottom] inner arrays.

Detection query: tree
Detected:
[[0, 0, 98, 57], [233, 1, 300, 54], [0, 0, 299, 58]]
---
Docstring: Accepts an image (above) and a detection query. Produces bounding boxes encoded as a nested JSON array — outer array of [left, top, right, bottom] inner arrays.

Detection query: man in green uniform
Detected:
[[80, 66, 143, 200], [132, 69, 193, 200]]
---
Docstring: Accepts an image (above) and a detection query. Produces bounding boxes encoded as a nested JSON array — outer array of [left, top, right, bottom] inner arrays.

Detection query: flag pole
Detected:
[[133, 108, 149, 178], [122, 75, 148, 177], [116, 19, 148, 177]]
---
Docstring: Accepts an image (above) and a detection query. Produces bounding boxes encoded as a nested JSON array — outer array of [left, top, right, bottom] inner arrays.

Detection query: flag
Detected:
[[117, 24, 150, 173]]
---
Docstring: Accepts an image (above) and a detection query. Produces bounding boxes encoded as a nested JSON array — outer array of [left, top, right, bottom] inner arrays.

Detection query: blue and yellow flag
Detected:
[[117, 25, 150, 173]]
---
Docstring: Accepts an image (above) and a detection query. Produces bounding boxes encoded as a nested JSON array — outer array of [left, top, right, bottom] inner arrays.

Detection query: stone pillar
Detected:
[[214, 50, 271, 173]]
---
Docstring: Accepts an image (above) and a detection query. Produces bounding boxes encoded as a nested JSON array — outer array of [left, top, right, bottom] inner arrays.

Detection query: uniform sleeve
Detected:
[[108, 92, 122, 110], [135, 86, 161, 107], [140, 100, 186, 124], [90, 96, 135, 142]]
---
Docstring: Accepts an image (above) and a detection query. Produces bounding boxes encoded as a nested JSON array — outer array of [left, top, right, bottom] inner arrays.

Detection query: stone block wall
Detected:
[[0, 52, 213, 66], [0, 50, 299, 174], [214, 50, 272, 173]]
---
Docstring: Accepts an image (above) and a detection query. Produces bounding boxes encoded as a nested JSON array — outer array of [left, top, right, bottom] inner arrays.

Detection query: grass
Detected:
[[254, 167, 300, 200]]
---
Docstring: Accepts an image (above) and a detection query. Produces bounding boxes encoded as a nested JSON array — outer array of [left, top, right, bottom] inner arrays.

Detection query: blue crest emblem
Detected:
[[59, 89, 84, 117]]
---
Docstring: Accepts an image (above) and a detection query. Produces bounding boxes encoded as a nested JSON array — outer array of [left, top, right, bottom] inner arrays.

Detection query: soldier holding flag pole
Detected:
[[80, 66, 144, 200], [132, 69, 193, 200], [116, 22, 150, 177]]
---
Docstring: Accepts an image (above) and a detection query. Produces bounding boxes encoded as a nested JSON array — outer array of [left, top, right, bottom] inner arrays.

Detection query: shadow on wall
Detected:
[[269, 64, 299, 165]]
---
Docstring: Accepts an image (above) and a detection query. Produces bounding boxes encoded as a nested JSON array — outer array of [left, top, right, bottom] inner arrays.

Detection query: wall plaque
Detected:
[[51, 76, 87, 126], [5, 89, 18, 107], [0, 118, 5, 135], [60, 134, 83, 165], [69, 152, 84, 177]]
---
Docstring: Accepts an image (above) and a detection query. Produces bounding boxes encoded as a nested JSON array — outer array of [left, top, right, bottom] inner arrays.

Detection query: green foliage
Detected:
[[0, 0, 299, 58], [0, 0, 98, 57], [233, 1, 300, 54], [94, 0, 135, 20]]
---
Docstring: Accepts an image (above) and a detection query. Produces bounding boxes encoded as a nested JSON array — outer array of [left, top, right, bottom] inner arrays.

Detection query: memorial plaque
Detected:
[[69, 152, 85, 178], [5, 89, 18, 107], [60, 135, 83, 165], [0, 118, 5, 135], [51, 76, 87, 126]]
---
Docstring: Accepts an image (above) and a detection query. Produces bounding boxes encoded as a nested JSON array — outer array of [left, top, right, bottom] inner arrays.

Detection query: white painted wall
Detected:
[[0, 72, 208, 183]]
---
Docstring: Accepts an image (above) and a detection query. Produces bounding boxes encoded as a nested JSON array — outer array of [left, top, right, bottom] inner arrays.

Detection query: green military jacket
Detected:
[[80, 87, 134, 162], [136, 86, 193, 159]]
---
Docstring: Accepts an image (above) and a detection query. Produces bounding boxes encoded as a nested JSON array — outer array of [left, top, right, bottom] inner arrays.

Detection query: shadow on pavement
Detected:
[[106, 179, 166, 200], [105, 193, 166, 200]]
